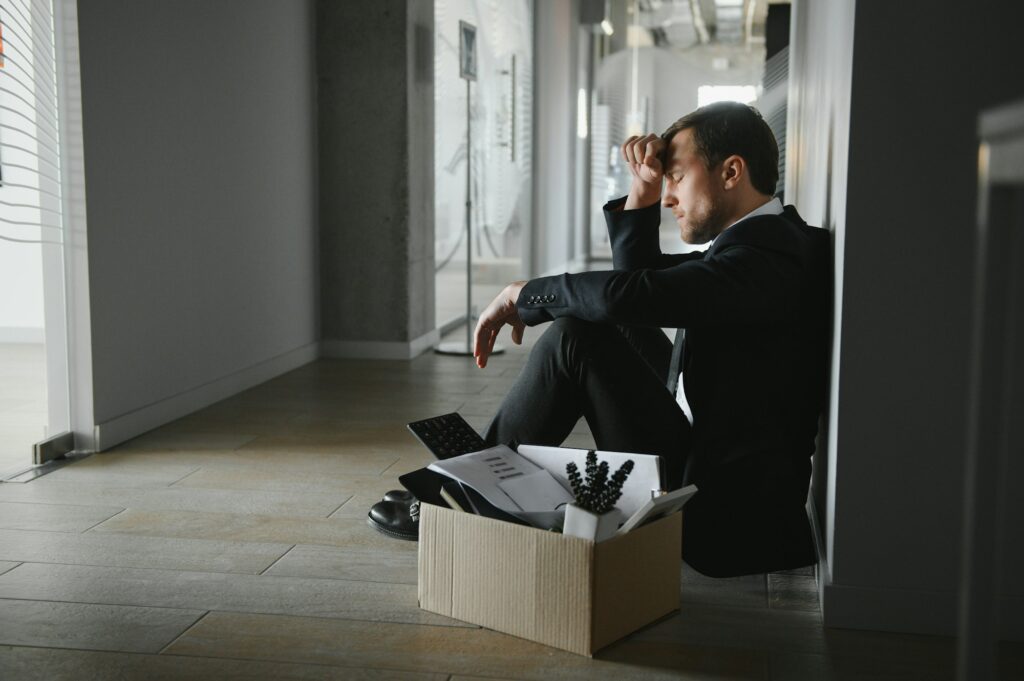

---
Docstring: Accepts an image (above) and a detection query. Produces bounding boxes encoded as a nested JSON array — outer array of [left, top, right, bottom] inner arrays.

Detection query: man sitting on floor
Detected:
[[470, 102, 829, 577], [368, 103, 828, 577]]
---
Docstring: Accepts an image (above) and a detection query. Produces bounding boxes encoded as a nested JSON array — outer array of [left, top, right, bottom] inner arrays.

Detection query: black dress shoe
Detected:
[[367, 499, 419, 541], [382, 489, 415, 504]]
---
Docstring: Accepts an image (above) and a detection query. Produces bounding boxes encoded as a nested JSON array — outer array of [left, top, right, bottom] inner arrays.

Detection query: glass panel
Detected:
[[584, 0, 773, 262], [0, 0, 67, 476], [434, 0, 533, 333]]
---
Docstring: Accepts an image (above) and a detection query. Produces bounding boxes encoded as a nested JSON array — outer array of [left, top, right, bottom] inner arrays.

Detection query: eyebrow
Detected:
[[664, 163, 684, 177]]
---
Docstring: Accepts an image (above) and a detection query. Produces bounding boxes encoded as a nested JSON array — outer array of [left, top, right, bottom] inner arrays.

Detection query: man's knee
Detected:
[[531, 317, 618, 365], [536, 317, 604, 349]]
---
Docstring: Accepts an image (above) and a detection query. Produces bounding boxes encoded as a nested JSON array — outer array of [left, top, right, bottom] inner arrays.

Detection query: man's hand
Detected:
[[621, 133, 665, 210], [473, 281, 527, 369]]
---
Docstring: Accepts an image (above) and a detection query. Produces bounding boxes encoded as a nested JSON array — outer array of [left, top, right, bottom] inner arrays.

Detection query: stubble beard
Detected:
[[681, 194, 729, 245]]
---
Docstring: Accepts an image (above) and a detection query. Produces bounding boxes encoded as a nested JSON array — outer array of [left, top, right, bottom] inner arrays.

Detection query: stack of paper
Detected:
[[425, 444, 681, 533]]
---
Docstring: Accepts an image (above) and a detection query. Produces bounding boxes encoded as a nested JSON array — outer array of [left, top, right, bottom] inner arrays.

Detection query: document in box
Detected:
[[427, 445, 542, 514], [497, 469, 573, 512]]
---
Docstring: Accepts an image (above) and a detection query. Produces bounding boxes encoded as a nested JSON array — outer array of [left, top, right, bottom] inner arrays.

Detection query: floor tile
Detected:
[[264, 544, 417, 584], [91, 508, 404, 550], [820, 627, 956, 674], [0, 598, 203, 653], [627, 601, 824, 657], [771, 647, 959, 681], [0, 528, 290, 574], [288, 404, 465, 428], [172, 467, 401, 496], [114, 430, 259, 453], [235, 434, 415, 460], [0, 501, 123, 533], [0, 480, 344, 517], [71, 447, 402, 478], [331, 493, 403, 518], [37, 456, 201, 487], [165, 610, 768, 680], [0, 645, 445, 681], [680, 562, 768, 609], [768, 573, 820, 612], [767, 651, 838, 681], [0, 562, 467, 628]]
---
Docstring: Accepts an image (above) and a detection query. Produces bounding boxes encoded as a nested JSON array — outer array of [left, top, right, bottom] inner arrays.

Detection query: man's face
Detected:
[[661, 129, 729, 244]]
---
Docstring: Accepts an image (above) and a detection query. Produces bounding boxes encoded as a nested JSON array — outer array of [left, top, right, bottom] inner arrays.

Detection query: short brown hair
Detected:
[[661, 102, 779, 196]]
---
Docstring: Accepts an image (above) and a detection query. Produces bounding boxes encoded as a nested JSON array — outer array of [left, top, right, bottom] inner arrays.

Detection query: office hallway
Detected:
[[0, 329, 1016, 680]]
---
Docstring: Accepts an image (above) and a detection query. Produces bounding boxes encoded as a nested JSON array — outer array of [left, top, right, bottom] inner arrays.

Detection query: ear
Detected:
[[720, 155, 745, 190]]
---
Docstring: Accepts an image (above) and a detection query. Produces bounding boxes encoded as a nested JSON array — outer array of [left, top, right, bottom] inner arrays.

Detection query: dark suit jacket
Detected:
[[517, 197, 830, 577]]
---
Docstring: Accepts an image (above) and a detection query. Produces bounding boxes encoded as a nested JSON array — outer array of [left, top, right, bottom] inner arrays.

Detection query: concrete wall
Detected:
[[790, 0, 1024, 637], [77, 0, 318, 446], [317, 0, 436, 358]]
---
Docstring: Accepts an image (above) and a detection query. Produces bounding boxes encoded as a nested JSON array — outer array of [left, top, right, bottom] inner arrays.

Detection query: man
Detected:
[[472, 102, 829, 577]]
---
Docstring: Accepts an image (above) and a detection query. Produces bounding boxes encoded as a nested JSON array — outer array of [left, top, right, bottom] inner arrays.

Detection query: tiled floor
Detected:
[[0, 329, 1019, 680]]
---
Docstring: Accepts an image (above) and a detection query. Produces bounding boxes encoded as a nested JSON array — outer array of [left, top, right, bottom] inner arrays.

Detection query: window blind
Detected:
[[0, 0, 62, 247]]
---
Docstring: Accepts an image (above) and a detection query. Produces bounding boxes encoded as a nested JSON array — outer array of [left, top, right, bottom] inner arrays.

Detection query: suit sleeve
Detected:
[[604, 196, 706, 271], [518, 243, 805, 329]]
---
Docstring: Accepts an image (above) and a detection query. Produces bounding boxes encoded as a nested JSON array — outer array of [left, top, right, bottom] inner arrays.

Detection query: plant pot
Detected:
[[562, 503, 618, 542]]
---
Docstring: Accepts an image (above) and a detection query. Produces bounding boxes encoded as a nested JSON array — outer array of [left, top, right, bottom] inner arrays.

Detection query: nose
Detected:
[[662, 193, 676, 208]]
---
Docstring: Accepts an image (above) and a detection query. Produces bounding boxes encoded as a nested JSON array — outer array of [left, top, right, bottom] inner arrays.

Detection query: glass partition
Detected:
[[434, 0, 533, 332], [582, 0, 782, 263]]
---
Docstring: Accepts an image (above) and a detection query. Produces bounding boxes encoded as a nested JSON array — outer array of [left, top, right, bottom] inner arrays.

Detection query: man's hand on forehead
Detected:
[[622, 133, 665, 209], [622, 134, 665, 185]]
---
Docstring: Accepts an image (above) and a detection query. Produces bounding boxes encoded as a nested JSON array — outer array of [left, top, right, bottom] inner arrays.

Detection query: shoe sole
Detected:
[[366, 514, 418, 541]]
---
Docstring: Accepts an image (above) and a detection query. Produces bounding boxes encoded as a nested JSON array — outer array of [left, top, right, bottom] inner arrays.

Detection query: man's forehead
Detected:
[[664, 129, 697, 171]]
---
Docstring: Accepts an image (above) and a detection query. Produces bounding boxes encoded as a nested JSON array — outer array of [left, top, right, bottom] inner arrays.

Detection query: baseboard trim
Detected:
[[809, 494, 1023, 640], [822, 581, 958, 637], [93, 341, 320, 451], [0, 327, 45, 343], [321, 329, 440, 360]]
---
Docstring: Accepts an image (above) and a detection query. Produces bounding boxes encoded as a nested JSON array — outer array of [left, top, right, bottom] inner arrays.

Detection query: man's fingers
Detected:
[[473, 317, 490, 365], [475, 332, 489, 368], [621, 135, 640, 165], [642, 134, 662, 166], [511, 321, 525, 345]]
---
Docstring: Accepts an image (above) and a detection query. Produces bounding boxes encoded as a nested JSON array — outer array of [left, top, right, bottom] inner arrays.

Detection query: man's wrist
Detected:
[[508, 280, 527, 305], [624, 181, 661, 210]]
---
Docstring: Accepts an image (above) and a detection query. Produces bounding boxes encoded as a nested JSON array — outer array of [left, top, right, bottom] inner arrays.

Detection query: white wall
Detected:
[[531, 0, 578, 277], [786, 0, 854, 591], [76, 0, 318, 446], [789, 0, 1024, 638]]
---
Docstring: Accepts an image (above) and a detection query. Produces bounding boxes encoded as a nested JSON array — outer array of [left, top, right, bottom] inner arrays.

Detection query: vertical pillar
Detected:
[[317, 0, 436, 359]]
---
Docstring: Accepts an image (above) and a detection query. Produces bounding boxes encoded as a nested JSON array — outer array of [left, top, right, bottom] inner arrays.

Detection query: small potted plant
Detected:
[[562, 450, 634, 542]]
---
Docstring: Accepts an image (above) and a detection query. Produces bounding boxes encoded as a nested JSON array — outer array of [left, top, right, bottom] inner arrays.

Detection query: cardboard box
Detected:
[[418, 502, 682, 656]]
